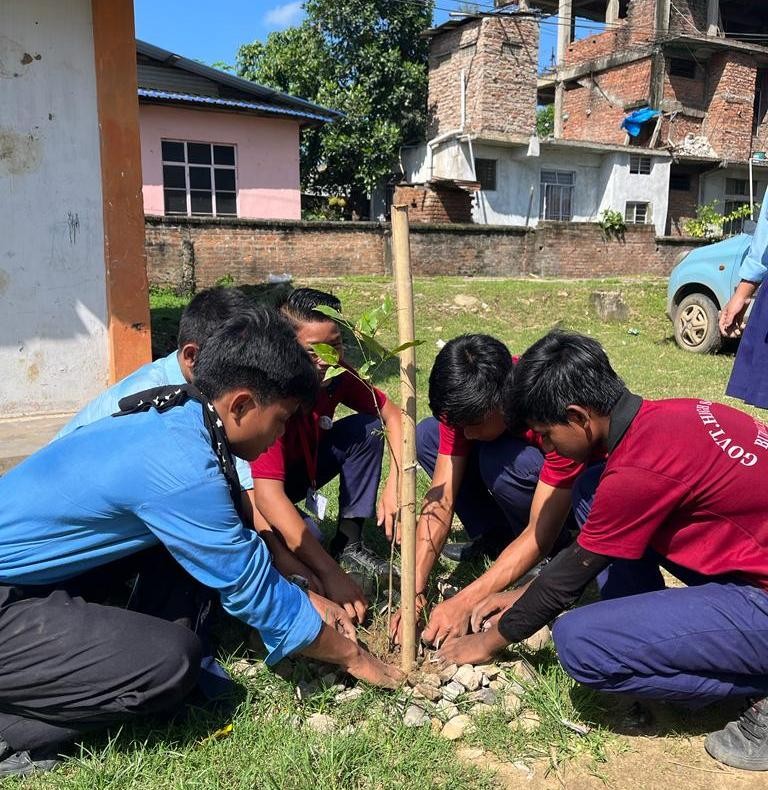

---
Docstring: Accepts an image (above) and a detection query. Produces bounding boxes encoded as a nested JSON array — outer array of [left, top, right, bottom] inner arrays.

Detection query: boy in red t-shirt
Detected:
[[390, 334, 588, 645], [436, 330, 768, 773], [250, 289, 402, 624]]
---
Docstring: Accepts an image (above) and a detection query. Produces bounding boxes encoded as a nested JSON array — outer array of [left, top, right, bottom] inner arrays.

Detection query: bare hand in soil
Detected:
[[308, 590, 358, 641], [347, 648, 404, 689], [389, 593, 427, 645], [470, 589, 525, 633], [435, 629, 507, 667], [321, 566, 368, 624], [422, 596, 471, 648]]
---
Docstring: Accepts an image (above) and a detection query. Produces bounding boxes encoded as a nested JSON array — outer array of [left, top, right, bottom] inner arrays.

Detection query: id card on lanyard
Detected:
[[299, 414, 328, 520]]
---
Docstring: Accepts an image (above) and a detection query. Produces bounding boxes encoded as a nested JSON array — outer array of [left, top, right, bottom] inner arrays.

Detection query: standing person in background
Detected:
[[720, 198, 768, 409]]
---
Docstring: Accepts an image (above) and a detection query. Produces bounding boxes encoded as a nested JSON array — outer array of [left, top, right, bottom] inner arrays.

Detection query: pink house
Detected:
[[136, 41, 338, 220]]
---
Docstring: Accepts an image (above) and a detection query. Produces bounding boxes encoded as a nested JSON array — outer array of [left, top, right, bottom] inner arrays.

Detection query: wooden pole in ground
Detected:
[[391, 204, 418, 672]]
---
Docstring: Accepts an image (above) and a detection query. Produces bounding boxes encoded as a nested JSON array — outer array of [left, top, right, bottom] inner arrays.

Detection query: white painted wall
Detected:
[[0, 0, 108, 417], [700, 166, 768, 208], [598, 153, 671, 236], [402, 140, 671, 233]]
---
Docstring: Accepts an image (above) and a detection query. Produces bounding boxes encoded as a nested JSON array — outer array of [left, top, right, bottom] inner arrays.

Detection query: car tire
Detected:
[[673, 293, 722, 354]]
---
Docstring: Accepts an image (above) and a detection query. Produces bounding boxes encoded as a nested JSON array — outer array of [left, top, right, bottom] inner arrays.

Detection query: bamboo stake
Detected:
[[391, 204, 418, 672]]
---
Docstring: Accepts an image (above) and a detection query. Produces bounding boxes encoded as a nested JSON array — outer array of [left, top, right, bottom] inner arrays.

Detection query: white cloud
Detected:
[[264, 1, 304, 28]]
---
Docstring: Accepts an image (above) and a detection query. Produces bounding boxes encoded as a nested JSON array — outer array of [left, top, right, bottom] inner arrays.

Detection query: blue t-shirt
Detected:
[[56, 351, 253, 490], [1, 398, 321, 665]]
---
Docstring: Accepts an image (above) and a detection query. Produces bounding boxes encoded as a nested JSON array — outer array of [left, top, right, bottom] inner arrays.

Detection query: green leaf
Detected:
[[388, 339, 424, 356], [311, 343, 340, 365], [313, 304, 345, 323], [358, 360, 374, 380], [323, 365, 346, 382], [358, 332, 389, 359]]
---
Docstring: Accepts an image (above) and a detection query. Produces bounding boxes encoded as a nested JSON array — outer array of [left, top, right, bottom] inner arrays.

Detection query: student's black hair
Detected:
[[280, 287, 342, 326], [504, 330, 626, 427], [194, 308, 318, 405], [177, 287, 255, 348], [428, 334, 513, 426]]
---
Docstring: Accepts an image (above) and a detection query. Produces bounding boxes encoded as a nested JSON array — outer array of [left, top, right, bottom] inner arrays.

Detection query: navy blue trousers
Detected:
[[285, 413, 384, 520], [555, 464, 768, 704], [416, 417, 544, 541]]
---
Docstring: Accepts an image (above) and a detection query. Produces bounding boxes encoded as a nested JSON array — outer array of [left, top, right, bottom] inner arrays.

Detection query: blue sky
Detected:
[[133, 1, 597, 74]]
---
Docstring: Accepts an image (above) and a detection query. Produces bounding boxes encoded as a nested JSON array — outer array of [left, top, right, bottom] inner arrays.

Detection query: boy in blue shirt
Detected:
[[57, 286, 320, 590], [0, 309, 400, 778]]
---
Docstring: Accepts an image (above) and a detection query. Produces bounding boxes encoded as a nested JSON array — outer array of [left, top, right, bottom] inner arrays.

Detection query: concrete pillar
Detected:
[[707, 0, 720, 37], [655, 0, 670, 36], [606, 0, 620, 24], [554, 0, 572, 139], [556, 0, 573, 63]]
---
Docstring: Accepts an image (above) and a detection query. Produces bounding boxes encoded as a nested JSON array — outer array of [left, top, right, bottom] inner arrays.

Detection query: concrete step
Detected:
[[0, 414, 72, 474]]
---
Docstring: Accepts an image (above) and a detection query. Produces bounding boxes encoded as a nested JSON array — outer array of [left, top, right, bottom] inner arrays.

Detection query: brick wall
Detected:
[[562, 58, 653, 144], [427, 15, 538, 139], [393, 184, 473, 224], [144, 216, 707, 288], [565, 0, 658, 68], [701, 52, 757, 160], [669, 0, 708, 36]]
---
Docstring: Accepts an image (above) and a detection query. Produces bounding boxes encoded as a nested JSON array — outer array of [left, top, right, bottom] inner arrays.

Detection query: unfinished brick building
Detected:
[[536, 0, 768, 233], [402, 0, 768, 236]]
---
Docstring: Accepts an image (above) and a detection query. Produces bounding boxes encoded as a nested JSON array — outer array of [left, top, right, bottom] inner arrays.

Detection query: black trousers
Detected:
[[0, 550, 203, 754]]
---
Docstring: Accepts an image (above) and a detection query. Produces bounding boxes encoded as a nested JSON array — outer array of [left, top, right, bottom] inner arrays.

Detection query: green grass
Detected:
[[23, 276, 754, 788]]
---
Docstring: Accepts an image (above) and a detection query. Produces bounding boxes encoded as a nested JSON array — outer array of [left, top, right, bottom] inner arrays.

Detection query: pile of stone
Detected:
[[398, 657, 542, 741], [243, 624, 554, 743]]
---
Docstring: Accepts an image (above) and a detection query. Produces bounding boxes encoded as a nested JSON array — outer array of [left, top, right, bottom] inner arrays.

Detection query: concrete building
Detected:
[[537, 0, 768, 234], [1, 0, 150, 421], [401, 1, 768, 235], [136, 41, 339, 221]]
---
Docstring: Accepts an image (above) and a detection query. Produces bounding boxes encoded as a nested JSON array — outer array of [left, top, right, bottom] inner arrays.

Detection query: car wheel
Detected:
[[673, 293, 722, 354]]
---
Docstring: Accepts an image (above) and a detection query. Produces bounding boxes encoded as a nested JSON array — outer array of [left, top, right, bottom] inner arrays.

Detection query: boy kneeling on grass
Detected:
[[435, 330, 768, 772], [250, 288, 403, 624], [0, 309, 400, 779], [390, 334, 587, 644]]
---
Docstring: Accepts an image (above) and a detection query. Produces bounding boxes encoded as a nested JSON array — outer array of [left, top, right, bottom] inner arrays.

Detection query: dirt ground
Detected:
[[463, 699, 768, 789]]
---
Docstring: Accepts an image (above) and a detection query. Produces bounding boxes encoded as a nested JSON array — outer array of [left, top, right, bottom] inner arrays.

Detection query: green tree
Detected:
[[236, 0, 434, 214], [536, 104, 555, 138]]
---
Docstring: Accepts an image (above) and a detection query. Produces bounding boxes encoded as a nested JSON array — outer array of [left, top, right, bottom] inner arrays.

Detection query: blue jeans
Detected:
[[416, 417, 544, 541], [556, 463, 768, 704]]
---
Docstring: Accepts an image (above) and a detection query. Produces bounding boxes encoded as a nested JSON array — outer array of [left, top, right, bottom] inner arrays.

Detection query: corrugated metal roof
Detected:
[[136, 40, 340, 121], [137, 88, 336, 122]]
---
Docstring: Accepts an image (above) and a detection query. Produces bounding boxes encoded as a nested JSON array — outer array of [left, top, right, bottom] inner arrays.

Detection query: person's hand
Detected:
[[421, 595, 472, 648], [719, 282, 758, 337], [377, 476, 400, 543], [389, 593, 428, 645], [308, 590, 357, 641], [320, 565, 368, 624], [346, 647, 404, 689], [470, 589, 526, 633], [435, 629, 508, 667], [274, 552, 325, 596]]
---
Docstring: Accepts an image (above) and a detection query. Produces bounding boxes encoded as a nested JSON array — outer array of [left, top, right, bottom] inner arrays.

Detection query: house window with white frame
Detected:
[[629, 154, 652, 175], [625, 201, 651, 224], [539, 170, 574, 221], [162, 140, 237, 217]]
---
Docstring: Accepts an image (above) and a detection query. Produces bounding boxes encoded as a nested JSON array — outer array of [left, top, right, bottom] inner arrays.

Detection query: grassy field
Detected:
[[18, 276, 764, 790]]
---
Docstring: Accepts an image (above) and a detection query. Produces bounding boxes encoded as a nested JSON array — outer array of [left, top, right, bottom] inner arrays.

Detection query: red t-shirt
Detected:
[[250, 368, 387, 482], [437, 421, 585, 488], [578, 398, 768, 589]]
